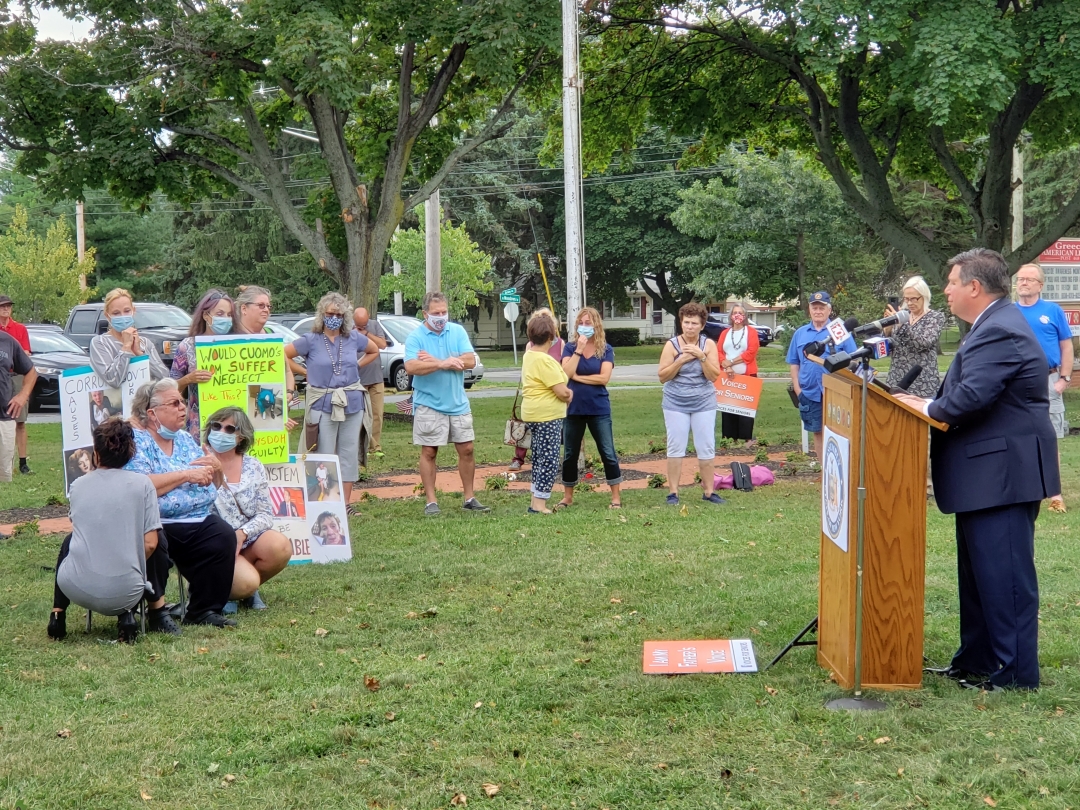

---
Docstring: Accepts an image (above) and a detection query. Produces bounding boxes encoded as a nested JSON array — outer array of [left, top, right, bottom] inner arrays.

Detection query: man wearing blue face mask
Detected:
[[404, 291, 490, 515]]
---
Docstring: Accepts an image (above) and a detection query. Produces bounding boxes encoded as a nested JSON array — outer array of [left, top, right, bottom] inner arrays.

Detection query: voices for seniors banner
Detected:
[[195, 334, 288, 464], [60, 356, 151, 493]]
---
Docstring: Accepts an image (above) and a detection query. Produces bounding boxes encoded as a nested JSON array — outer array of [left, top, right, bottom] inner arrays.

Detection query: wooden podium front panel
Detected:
[[860, 385, 927, 690], [818, 372, 929, 691], [817, 375, 858, 686]]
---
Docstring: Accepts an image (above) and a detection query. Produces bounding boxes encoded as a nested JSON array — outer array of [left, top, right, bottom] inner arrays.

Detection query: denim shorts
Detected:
[[798, 393, 823, 433]]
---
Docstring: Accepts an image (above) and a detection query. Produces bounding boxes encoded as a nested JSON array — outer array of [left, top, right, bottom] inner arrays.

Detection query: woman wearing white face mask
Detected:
[[170, 289, 239, 439], [89, 288, 169, 388], [203, 406, 293, 614]]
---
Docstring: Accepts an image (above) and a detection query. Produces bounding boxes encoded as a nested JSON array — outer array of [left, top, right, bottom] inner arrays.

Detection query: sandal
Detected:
[[608, 503, 622, 510], [551, 502, 572, 513]]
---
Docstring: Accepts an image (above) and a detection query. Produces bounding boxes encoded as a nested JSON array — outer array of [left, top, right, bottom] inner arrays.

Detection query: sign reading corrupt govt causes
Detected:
[[643, 639, 758, 674], [714, 373, 764, 418], [195, 334, 288, 463], [60, 356, 151, 493]]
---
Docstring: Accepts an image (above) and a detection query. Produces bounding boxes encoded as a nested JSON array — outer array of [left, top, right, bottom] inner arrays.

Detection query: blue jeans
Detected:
[[561, 414, 623, 486], [797, 393, 823, 433]]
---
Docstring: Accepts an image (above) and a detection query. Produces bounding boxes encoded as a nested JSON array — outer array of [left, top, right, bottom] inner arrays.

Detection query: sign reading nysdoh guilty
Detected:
[[714, 373, 763, 418], [195, 334, 288, 463]]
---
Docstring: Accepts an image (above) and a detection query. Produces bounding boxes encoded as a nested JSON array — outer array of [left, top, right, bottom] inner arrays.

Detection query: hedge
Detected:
[[606, 327, 641, 347]]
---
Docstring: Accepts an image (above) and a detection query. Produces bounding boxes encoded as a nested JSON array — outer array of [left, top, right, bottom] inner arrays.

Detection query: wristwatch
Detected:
[[1062, 376, 1071, 383]]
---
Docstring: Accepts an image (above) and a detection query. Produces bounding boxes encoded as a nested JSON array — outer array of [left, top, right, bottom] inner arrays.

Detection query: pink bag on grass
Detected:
[[714, 465, 775, 490]]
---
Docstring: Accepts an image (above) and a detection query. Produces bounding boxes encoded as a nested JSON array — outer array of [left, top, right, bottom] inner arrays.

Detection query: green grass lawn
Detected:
[[4, 389, 1080, 808]]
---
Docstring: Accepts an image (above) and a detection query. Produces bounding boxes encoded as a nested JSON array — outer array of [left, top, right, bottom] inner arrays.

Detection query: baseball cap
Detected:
[[0, 295, 13, 306], [809, 291, 832, 305]]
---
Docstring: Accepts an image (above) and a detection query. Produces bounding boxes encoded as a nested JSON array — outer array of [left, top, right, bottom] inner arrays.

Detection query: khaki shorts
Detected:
[[1049, 372, 1068, 440], [12, 375, 28, 423], [412, 404, 475, 446]]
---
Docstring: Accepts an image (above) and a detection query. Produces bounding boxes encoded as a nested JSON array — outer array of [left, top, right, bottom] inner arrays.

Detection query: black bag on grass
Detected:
[[731, 461, 754, 492]]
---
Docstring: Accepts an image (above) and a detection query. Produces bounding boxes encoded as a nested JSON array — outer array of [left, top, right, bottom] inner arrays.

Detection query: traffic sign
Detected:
[[499, 288, 520, 303], [503, 302, 519, 323]]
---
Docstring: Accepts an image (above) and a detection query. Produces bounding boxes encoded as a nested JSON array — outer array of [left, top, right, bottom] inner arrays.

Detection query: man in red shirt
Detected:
[[0, 295, 33, 474]]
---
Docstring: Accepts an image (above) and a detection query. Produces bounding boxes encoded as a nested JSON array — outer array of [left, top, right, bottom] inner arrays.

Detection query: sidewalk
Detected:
[[0, 452, 793, 536]]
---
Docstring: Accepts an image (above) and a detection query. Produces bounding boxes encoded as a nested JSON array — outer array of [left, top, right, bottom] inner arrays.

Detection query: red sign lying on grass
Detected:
[[643, 639, 758, 674]]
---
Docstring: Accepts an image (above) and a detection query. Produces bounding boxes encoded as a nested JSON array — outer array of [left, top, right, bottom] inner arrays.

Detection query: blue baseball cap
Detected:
[[809, 291, 832, 304]]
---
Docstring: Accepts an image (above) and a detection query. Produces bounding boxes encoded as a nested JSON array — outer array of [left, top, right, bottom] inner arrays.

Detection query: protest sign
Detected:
[[264, 454, 352, 565], [195, 334, 288, 463], [639, 639, 760, 673], [60, 356, 151, 493], [642, 639, 758, 674], [714, 373, 764, 418]]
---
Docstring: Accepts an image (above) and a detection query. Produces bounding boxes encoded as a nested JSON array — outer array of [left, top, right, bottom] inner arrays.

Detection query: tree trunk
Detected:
[[796, 231, 806, 312]]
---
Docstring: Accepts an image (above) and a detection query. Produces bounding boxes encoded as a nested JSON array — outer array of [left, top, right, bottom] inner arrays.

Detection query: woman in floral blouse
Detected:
[[884, 275, 946, 398], [203, 406, 292, 614]]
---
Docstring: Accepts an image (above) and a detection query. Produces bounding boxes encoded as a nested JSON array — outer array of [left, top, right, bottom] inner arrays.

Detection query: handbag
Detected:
[[503, 388, 532, 449], [731, 461, 754, 492], [304, 420, 320, 453]]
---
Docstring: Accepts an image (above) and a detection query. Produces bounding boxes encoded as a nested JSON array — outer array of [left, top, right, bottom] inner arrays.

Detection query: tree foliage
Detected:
[[0, 205, 92, 322], [383, 210, 494, 318], [588, 0, 1080, 283], [0, 0, 559, 309]]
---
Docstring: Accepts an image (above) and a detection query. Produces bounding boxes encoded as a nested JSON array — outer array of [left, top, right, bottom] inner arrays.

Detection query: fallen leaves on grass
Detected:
[[364, 676, 380, 692], [482, 783, 500, 797], [207, 763, 219, 774], [417, 654, 427, 661], [874, 737, 891, 745], [289, 619, 298, 626], [56, 728, 72, 738], [315, 627, 328, 637], [983, 798, 997, 808], [656, 762, 668, 770], [474, 701, 483, 709], [385, 712, 396, 721], [610, 597, 622, 604], [197, 647, 208, 654], [574, 658, 591, 666], [140, 790, 152, 801], [678, 504, 689, 517], [764, 685, 778, 696], [451, 792, 468, 806]]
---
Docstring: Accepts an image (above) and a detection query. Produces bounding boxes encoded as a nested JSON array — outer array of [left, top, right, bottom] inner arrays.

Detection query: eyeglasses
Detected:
[[248, 302, 272, 310], [209, 421, 239, 434], [154, 399, 185, 409], [902, 296, 923, 303], [1016, 277, 1042, 284]]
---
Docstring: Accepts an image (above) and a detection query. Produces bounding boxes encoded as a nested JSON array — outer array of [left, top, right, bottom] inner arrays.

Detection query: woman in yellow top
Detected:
[[521, 311, 573, 514]]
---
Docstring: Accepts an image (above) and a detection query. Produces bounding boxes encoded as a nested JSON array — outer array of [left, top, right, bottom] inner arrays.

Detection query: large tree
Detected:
[[0, 0, 558, 309], [589, 0, 1080, 284]]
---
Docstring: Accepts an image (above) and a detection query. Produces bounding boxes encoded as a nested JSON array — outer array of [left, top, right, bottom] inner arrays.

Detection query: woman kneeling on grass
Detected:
[[203, 406, 293, 615], [48, 418, 178, 643], [521, 311, 573, 514]]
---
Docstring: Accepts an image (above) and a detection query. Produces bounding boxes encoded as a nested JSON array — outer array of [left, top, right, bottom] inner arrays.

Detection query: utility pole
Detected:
[[75, 200, 87, 290], [1011, 144, 1024, 255], [562, 0, 585, 328], [425, 190, 441, 294]]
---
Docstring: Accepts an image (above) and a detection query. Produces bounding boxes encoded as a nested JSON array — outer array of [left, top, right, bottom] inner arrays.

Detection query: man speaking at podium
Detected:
[[897, 248, 1058, 691]]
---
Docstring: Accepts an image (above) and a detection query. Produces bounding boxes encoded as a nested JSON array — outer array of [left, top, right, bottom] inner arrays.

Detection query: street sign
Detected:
[[503, 302, 519, 323], [499, 288, 521, 303], [1066, 309, 1080, 337]]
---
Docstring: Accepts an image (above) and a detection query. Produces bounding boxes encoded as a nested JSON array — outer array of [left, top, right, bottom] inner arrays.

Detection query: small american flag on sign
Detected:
[[396, 396, 413, 415], [269, 487, 287, 514]]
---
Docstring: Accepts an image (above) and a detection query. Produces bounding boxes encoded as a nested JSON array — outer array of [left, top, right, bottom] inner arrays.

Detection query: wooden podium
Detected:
[[817, 369, 946, 691]]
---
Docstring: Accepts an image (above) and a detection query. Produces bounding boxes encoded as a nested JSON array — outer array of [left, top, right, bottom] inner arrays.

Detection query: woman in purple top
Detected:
[[170, 288, 241, 439], [285, 292, 379, 506], [555, 307, 623, 509]]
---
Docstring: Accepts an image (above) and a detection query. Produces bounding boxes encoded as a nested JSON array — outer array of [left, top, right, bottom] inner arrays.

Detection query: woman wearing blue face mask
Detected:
[[89, 288, 169, 388], [286, 291, 379, 509], [170, 289, 240, 440], [203, 406, 292, 614]]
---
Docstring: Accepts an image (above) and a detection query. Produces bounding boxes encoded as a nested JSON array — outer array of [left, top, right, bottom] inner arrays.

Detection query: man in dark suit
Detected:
[[898, 248, 1058, 691]]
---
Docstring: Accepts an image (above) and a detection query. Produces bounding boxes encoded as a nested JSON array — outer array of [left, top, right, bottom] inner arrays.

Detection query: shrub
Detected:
[[485, 475, 508, 491], [647, 473, 668, 488], [606, 327, 641, 347], [647, 439, 666, 454], [754, 448, 770, 463]]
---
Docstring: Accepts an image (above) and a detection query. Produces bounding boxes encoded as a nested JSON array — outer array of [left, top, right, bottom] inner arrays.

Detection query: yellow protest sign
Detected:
[[195, 335, 289, 463]]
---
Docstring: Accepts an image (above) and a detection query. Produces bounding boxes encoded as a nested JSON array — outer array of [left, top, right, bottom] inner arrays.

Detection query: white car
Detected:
[[288, 313, 485, 391]]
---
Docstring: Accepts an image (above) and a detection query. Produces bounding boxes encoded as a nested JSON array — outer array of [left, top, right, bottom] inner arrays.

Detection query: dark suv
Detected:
[[703, 312, 774, 347], [64, 302, 192, 366]]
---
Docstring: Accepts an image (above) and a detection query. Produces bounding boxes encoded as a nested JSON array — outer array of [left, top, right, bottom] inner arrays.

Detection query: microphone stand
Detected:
[[826, 354, 887, 711]]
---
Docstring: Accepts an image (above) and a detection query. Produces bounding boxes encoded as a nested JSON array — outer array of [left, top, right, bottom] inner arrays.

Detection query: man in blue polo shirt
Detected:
[[786, 291, 857, 461], [404, 291, 490, 516], [1016, 263, 1072, 512]]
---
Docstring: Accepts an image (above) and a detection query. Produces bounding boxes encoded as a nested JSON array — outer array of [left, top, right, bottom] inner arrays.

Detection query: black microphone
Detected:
[[805, 317, 860, 357], [852, 310, 910, 337], [894, 364, 923, 392]]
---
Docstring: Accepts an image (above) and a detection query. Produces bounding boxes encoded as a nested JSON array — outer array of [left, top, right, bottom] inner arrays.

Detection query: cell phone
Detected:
[[888, 296, 901, 310]]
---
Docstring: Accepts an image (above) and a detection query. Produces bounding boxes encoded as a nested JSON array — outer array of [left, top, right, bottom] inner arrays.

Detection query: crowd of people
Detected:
[[4, 260, 1070, 655]]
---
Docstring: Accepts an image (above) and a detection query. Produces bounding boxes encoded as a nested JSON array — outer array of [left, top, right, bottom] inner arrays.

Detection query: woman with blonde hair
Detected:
[[285, 292, 379, 507], [555, 306, 623, 509], [883, 275, 945, 398], [89, 288, 169, 387]]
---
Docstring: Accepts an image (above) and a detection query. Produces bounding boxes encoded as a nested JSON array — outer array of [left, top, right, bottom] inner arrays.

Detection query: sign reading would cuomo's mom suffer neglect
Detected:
[[195, 334, 289, 463]]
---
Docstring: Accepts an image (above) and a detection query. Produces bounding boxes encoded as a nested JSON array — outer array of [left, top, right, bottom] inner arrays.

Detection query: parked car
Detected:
[[25, 326, 91, 411], [377, 314, 485, 391], [64, 302, 192, 366], [267, 312, 313, 330], [702, 312, 774, 347], [261, 320, 306, 388]]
